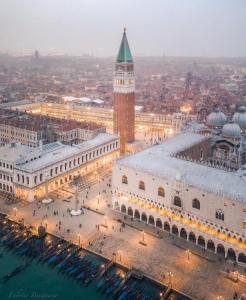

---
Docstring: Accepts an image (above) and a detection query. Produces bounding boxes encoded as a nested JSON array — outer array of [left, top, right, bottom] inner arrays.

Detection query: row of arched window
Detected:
[[121, 175, 228, 224], [0, 183, 13, 192], [121, 175, 227, 222], [122, 176, 165, 197], [173, 196, 200, 210], [122, 176, 201, 208], [174, 197, 225, 220]]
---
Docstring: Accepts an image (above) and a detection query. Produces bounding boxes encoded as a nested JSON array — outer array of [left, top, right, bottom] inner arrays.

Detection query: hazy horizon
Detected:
[[0, 0, 246, 58]]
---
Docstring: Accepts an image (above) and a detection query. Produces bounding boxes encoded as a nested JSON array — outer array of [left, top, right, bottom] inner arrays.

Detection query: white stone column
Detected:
[[75, 186, 79, 211]]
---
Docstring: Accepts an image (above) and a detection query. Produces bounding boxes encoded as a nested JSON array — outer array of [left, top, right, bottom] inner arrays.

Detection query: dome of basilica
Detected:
[[207, 109, 227, 128], [232, 106, 246, 131], [222, 122, 241, 139]]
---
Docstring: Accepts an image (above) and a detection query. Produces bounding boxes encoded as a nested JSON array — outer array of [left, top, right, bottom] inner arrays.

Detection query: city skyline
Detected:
[[0, 0, 246, 57], [1, 3, 246, 299]]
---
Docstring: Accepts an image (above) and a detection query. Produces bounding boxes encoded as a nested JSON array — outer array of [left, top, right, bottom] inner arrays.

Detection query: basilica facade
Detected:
[[206, 106, 246, 170]]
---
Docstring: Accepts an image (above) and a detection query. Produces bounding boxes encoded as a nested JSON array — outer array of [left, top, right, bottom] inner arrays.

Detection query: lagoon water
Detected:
[[0, 242, 188, 300], [0, 244, 111, 300]]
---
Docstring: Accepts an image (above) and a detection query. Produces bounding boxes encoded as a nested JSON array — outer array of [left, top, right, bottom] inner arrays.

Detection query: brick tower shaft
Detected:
[[113, 29, 135, 154]]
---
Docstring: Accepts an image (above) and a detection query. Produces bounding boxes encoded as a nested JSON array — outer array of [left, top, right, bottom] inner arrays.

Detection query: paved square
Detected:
[[1, 177, 246, 300]]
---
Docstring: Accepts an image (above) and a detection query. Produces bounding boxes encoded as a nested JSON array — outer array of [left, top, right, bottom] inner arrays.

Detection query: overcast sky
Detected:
[[0, 0, 245, 57]]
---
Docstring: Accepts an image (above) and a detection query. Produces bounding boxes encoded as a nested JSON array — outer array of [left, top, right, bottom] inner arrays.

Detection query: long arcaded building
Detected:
[[11, 101, 196, 139], [0, 133, 119, 201]]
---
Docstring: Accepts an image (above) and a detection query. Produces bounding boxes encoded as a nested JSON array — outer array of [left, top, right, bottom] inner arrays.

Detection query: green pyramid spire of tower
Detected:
[[116, 28, 133, 63]]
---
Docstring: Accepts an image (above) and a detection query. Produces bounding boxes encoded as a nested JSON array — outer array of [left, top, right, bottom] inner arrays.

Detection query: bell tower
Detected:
[[113, 28, 135, 154]]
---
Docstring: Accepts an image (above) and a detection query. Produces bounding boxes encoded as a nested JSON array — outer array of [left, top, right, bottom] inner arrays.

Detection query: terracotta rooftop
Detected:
[[0, 109, 103, 132]]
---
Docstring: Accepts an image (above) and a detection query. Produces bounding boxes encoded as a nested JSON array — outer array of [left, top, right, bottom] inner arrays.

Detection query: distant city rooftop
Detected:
[[0, 108, 103, 132]]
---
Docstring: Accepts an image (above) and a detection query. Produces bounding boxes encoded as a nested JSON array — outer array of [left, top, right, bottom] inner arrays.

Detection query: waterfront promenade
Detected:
[[1, 177, 246, 300]]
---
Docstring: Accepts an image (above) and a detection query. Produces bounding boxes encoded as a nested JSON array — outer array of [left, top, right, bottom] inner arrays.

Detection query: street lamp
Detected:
[[78, 234, 81, 247], [142, 231, 145, 242], [186, 249, 191, 261], [117, 250, 122, 262], [167, 271, 173, 287], [104, 216, 107, 227], [13, 207, 17, 217], [234, 271, 239, 282]]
